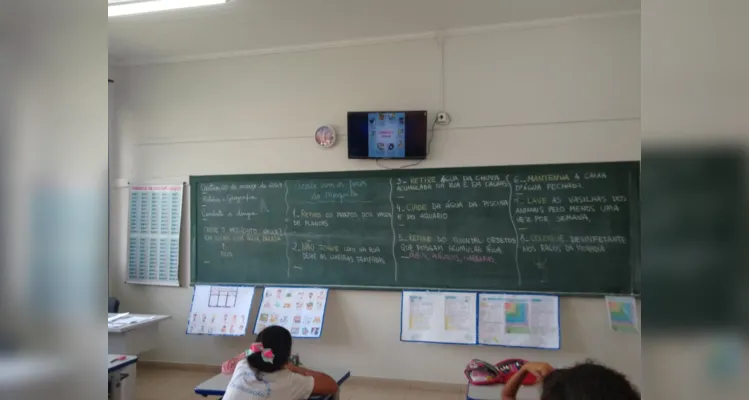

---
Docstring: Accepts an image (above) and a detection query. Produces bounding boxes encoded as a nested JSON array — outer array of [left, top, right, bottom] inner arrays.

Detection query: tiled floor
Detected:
[[136, 367, 467, 400]]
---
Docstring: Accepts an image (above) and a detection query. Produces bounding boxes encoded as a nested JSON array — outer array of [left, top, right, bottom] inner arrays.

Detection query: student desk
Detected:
[[467, 383, 539, 400], [109, 354, 138, 400], [108, 314, 170, 400], [107, 314, 171, 354], [195, 367, 351, 400]]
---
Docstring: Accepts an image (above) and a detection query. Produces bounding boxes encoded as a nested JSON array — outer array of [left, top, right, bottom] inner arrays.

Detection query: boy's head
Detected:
[[541, 360, 640, 400]]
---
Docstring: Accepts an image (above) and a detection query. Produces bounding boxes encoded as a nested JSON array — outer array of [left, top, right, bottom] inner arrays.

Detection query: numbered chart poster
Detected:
[[478, 293, 560, 349], [400, 291, 477, 345], [186, 285, 255, 336], [254, 287, 329, 339], [127, 184, 183, 286]]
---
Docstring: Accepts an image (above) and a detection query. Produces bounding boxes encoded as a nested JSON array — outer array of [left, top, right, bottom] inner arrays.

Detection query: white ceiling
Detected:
[[109, 0, 640, 65]]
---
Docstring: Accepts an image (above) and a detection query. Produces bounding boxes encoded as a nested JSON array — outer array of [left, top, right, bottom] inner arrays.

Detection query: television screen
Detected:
[[347, 111, 428, 159]]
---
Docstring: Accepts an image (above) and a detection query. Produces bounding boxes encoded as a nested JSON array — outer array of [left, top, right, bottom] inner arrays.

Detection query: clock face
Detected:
[[314, 125, 336, 148]]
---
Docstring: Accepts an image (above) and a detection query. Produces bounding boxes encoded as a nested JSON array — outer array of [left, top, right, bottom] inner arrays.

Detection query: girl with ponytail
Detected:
[[223, 326, 338, 400]]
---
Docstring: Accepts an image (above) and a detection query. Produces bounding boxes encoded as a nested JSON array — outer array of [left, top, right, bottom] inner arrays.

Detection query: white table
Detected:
[[195, 366, 351, 400], [108, 314, 170, 400], [108, 314, 171, 353], [467, 383, 540, 400], [109, 354, 138, 400]]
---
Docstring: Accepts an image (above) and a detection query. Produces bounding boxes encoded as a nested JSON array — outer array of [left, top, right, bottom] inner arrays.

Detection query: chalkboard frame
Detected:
[[190, 161, 640, 296]]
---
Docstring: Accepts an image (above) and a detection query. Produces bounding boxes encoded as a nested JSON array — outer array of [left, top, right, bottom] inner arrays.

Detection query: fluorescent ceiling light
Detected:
[[108, 0, 229, 18]]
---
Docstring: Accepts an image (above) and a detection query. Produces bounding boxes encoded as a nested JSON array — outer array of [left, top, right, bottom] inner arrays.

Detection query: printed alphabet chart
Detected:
[[254, 287, 329, 339], [186, 285, 255, 336]]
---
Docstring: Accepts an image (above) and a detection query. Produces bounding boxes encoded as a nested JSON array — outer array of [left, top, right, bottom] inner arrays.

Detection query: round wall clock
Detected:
[[314, 125, 336, 148]]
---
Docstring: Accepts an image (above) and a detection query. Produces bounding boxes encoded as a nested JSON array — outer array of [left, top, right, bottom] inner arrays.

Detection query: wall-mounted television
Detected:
[[347, 111, 428, 159]]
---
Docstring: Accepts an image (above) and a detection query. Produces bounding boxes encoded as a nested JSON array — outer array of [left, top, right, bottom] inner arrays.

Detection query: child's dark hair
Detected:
[[247, 325, 292, 373], [541, 360, 640, 400]]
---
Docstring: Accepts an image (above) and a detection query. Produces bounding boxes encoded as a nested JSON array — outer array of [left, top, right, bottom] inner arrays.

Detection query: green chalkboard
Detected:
[[641, 148, 742, 328], [191, 162, 640, 295]]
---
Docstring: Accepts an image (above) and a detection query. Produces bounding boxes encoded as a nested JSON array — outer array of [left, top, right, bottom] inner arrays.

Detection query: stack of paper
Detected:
[[108, 315, 155, 328], [107, 313, 129, 323]]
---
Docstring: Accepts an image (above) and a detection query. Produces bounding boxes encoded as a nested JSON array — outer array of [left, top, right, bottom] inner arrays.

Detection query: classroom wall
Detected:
[[109, 12, 642, 385]]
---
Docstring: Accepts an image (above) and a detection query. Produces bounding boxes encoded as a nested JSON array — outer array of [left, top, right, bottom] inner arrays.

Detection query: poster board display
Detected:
[[254, 287, 329, 339]]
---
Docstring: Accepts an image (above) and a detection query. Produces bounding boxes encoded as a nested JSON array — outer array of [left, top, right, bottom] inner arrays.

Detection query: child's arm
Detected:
[[288, 364, 339, 395], [501, 362, 553, 400], [221, 352, 246, 375]]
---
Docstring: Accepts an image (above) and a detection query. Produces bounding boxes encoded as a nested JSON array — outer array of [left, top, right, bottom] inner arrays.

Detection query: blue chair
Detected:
[[108, 297, 120, 313]]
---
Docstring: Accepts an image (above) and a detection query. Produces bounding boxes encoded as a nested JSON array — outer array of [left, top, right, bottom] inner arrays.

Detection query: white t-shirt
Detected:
[[223, 359, 315, 400]]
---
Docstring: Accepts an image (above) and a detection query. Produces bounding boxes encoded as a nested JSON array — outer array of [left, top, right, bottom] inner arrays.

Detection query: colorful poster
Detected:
[[401, 291, 477, 345], [605, 296, 639, 333], [254, 287, 328, 339], [478, 293, 560, 349], [127, 184, 183, 286], [368, 112, 406, 158], [186, 285, 255, 336]]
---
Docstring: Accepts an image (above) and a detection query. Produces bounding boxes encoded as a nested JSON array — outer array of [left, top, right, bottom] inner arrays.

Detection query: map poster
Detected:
[[478, 293, 560, 349], [605, 296, 639, 333]]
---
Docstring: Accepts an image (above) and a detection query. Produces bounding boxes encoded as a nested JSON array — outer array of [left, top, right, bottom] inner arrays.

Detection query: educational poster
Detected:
[[368, 112, 406, 158], [254, 287, 329, 339], [478, 293, 560, 349], [400, 291, 477, 345], [127, 184, 183, 286], [605, 296, 639, 333], [187, 285, 255, 336]]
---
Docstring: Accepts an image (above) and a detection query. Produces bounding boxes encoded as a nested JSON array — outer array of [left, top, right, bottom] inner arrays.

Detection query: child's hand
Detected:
[[522, 362, 554, 379], [221, 352, 245, 375], [287, 362, 302, 374]]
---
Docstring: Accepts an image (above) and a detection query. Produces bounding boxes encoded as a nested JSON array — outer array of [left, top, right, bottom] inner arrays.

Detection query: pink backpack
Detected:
[[465, 359, 502, 385], [465, 358, 538, 386]]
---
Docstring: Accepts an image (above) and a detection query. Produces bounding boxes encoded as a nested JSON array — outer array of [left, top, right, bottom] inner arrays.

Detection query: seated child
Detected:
[[502, 360, 640, 400], [223, 325, 338, 400]]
